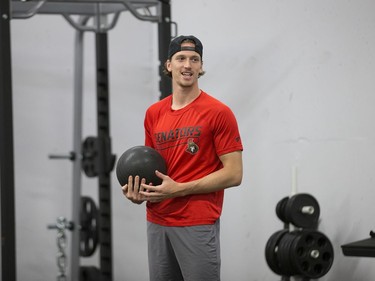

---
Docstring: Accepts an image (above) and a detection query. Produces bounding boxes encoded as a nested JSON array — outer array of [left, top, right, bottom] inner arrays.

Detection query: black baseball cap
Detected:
[[167, 35, 203, 59]]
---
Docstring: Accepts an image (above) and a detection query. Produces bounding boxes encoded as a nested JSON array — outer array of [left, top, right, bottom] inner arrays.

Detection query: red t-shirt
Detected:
[[144, 91, 243, 226]]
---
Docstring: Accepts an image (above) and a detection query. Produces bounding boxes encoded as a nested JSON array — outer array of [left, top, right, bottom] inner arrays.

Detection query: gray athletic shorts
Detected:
[[147, 220, 221, 281]]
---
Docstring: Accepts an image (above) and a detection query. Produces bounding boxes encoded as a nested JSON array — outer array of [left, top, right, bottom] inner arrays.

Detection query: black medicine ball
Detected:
[[116, 145, 167, 186]]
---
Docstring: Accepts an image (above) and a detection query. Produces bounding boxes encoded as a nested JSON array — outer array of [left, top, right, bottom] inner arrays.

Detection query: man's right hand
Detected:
[[122, 175, 146, 204]]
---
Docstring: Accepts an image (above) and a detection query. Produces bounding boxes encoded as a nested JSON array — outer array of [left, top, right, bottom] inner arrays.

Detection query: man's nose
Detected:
[[184, 59, 192, 68]]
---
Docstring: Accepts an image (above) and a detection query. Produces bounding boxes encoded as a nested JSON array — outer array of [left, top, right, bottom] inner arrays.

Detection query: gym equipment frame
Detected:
[[0, 1, 173, 280]]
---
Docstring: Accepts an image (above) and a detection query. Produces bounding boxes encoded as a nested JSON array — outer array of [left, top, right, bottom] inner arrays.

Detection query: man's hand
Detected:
[[122, 175, 147, 204], [140, 170, 182, 203]]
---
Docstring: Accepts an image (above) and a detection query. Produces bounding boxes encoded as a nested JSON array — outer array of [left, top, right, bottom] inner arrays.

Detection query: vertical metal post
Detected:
[[157, 0, 172, 99], [0, 1, 17, 280], [95, 32, 113, 281], [70, 17, 89, 281]]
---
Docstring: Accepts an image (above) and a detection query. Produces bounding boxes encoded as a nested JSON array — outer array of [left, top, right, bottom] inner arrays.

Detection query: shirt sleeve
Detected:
[[144, 109, 154, 148], [212, 106, 243, 156]]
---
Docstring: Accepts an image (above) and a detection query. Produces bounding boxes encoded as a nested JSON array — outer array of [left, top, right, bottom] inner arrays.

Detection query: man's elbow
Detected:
[[232, 171, 243, 187]]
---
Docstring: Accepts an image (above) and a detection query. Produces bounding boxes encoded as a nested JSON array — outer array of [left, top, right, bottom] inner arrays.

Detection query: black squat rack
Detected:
[[0, 0, 174, 280]]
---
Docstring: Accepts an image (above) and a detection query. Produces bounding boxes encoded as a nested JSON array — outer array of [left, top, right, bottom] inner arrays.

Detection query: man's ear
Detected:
[[199, 65, 204, 74], [165, 60, 171, 72]]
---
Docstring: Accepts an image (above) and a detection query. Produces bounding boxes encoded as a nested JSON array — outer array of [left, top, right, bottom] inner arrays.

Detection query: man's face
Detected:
[[167, 42, 203, 87]]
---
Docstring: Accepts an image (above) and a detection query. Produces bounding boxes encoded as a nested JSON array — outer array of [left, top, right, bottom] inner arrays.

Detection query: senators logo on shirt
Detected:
[[186, 138, 199, 155]]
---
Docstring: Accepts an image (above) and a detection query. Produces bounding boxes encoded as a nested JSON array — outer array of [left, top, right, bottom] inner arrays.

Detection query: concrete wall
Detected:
[[10, 0, 375, 280]]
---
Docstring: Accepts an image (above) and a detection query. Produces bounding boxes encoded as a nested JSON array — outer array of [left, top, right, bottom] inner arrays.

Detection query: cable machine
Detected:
[[0, 1, 173, 280]]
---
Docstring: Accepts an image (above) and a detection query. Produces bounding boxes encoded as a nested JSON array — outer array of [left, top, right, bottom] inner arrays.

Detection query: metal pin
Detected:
[[310, 249, 320, 259], [301, 206, 315, 215]]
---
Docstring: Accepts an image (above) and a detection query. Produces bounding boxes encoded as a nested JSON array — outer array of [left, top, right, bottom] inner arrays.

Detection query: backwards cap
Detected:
[[167, 35, 203, 59]]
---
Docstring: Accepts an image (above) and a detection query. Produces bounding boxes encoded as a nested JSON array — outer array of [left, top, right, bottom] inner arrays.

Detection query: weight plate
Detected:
[[82, 137, 99, 177], [276, 197, 289, 224], [265, 229, 288, 275], [80, 196, 99, 257], [290, 230, 334, 279], [285, 193, 320, 228], [277, 231, 299, 276]]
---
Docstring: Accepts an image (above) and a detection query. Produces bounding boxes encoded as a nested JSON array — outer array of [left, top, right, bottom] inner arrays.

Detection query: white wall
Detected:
[[10, 0, 375, 280]]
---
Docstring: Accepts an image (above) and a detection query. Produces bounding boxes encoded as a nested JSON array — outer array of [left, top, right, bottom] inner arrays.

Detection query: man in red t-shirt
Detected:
[[122, 35, 243, 281]]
